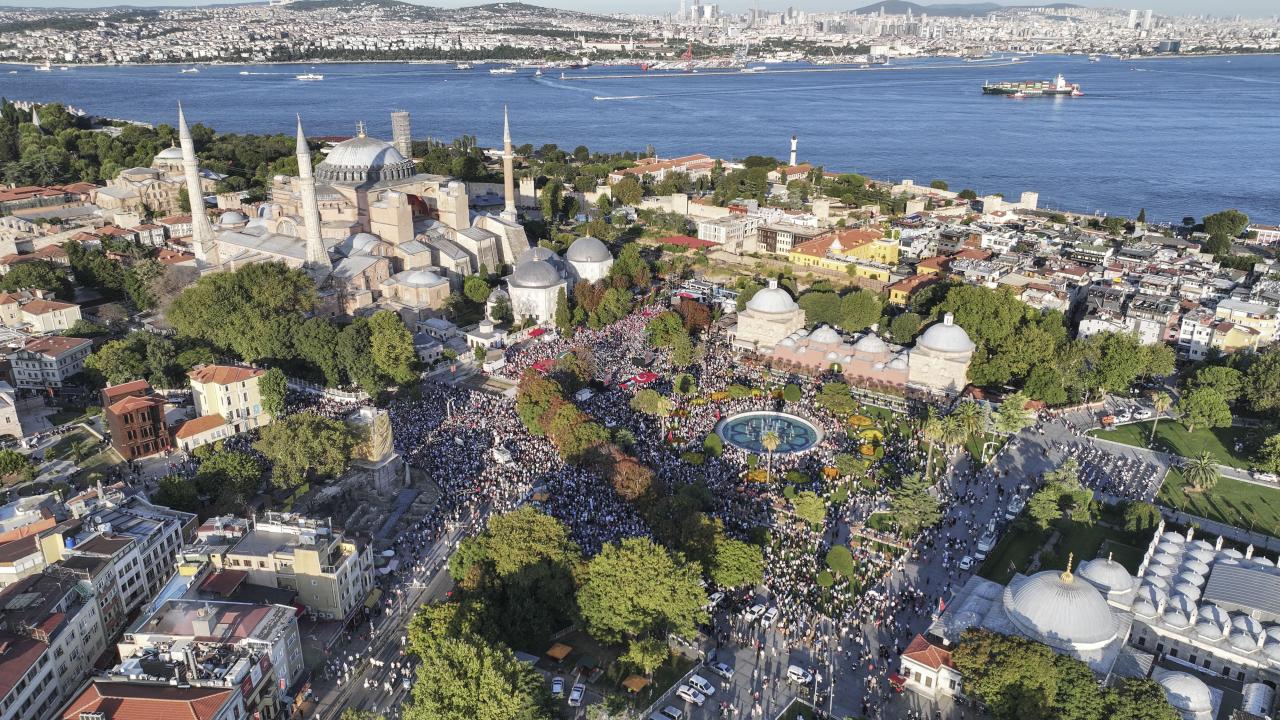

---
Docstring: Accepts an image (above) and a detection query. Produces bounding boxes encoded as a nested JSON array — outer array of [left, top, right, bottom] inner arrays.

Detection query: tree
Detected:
[[798, 291, 843, 327], [1149, 391, 1171, 444], [669, 328, 693, 367], [463, 275, 491, 305], [1027, 479, 1093, 530], [1182, 452, 1219, 493], [709, 537, 764, 589], [838, 290, 882, 333], [888, 312, 922, 343], [167, 262, 315, 363], [957, 188, 978, 201], [1202, 209, 1248, 243], [0, 260, 72, 298], [259, 367, 286, 419], [993, 392, 1034, 434], [782, 383, 802, 403], [1135, 208, 1146, 224], [253, 412, 357, 488], [611, 176, 643, 206], [672, 373, 697, 397], [889, 472, 942, 534], [1256, 434, 1280, 474], [152, 475, 201, 514], [577, 537, 705, 646], [929, 179, 949, 190], [629, 388, 672, 420], [404, 602, 553, 720], [1187, 365, 1243, 404], [645, 311, 684, 348], [539, 181, 563, 221], [761, 430, 780, 479], [1176, 387, 1232, 432], [197, 449, 265, 511], [1244, 348, 1280, 413], [1123, 501, 1162, 533], [816, 381, 858, 417], [368, 311, 418, 385], [951, 401, 986, 445], [85, 338, 148, 387], [790, 490, 827, 527], [0, 449, 33, 484]]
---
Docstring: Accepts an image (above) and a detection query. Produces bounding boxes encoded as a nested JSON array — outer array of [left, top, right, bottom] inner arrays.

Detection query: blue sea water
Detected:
[[2, 54, 1278, 223]]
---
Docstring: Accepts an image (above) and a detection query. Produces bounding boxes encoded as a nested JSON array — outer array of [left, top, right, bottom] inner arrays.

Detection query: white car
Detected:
[[706, 591, 724, 609], [551, 676, 564, 697], [687, 674, 716, 696], [743, 603, 766, 622], [707, 661, 734, 680], [1133, 408, 1153, 420], [1115, 409, 1132, 422], [761, 606, 780, 627], [568, 682, 585, 707], [959, 555, 974, 571], [787, 665, 814, 685], [676, 685, 706, 707]]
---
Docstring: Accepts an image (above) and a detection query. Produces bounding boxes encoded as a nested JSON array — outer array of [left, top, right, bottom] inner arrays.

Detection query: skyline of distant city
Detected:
[[5, 0, 1279, 18]]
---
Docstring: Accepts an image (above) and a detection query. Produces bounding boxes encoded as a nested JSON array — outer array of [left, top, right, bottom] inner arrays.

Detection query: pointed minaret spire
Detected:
[[295, 116, 331, 280], [501, 105, 517, 222], [177, 102, 218, 265]]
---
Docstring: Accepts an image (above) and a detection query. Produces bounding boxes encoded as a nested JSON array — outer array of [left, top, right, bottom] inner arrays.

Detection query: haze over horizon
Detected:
[[3, 0, 1276, 18]]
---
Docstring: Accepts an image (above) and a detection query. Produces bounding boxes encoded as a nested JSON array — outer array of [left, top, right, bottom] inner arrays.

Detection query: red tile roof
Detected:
[[102, 379, 152, 403], [199, 569, 248, 597], [60, 680, 234, 720], [20, 335, 91, 359], [791, 228, 882, 258], [903, 634, 954, 670], [20, 298, 77, 315], [187, 365, 264, 386], [175, 414, 227, 440], [107, 394, 164, 415], [656, 235, 718, 250]]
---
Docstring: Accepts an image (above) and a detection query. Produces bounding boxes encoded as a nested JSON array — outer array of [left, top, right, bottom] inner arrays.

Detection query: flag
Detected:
[[937, 597, 946, 613]]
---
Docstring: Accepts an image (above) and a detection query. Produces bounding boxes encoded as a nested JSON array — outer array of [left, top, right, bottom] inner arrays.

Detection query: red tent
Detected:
[[532, 359, 554, 374]]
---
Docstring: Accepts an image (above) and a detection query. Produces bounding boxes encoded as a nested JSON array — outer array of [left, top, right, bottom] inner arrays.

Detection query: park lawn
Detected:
[[1158, 468, 1280, 537], [980, 518, 1136, 585], [1090, 421, 1253, 469], [965, 433, 1008, 466], [1100, 539, 1147, 574]]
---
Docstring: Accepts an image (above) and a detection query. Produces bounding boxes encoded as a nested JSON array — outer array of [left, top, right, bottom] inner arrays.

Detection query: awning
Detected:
[[622, 675, 650, 693], [364, 588, 382, 609], [546, 643, 573, 662]]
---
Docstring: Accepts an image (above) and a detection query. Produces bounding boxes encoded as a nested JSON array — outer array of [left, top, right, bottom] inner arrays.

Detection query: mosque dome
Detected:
[[339, 232, 383, 256], [917, 312, 977, 355], [399, 269, 445, 287], [807, 325, 842, 346], [746, 282, 799, 315], [565, 236, 612, 264], [887, 354, 909, 371], [1003, 566, 1118, 652], [780, 337, 797, 348], [155, 145, 184, 162], [853, 333, 890, 354], [218, 211, 249, 226], [518, 246, 561, 266], [510, 259, 563, 289], [487, 286, 509, 300], [317, 132, 416, 185], [1157, 672, 1213, 715], [1078, 557, 1135, 596]]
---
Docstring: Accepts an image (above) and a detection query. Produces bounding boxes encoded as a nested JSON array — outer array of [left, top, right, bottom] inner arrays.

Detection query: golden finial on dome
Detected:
[[356, 120, 366, 138], [1061, 552, 1075, 583]]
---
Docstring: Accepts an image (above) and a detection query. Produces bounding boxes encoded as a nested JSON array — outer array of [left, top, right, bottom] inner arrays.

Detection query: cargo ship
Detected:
[[982, 73, 1083, 97]]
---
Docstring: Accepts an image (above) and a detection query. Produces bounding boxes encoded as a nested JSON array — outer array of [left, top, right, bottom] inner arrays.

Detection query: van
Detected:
[[787, 665, 814, 684]]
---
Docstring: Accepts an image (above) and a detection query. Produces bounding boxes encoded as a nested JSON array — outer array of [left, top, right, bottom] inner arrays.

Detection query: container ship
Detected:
[[982, 74, 1082, 97]]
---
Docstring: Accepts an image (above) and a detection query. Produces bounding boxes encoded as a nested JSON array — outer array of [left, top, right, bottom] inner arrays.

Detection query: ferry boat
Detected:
[[58, 66, 70, 71], [534, 68, 543, 76], [740, 65, 768, 73], [489, 67, 517, 75], [296, 73, 324, 81], [456, 63, 472, 70], [1088, 55, 1101, 62], [982, 73, 1082, 97], [180, 67, 200, 74], [34, 60, 51, 71]]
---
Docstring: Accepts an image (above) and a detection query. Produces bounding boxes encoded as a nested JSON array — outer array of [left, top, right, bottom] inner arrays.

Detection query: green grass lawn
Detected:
[[1090, 421, 1253, 468], [980, 517, 1141, 584], [1158, 468, 1280, 537], [1100, 539, 1147, 573], [965, 433, 1007, 466]]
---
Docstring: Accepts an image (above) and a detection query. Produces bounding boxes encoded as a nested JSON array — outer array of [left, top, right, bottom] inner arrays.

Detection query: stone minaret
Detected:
[[295, 116, 331, 279], [789, 135, 797, 167], [177, 103, 218, 265], [390, 110, 412, 159], [501, 105, 517, 222]]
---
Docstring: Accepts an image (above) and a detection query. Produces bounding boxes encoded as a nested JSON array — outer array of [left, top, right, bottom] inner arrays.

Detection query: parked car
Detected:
[[706, 591, 724, 609], [568, 683, 585, 707], [743, 603, 766, 622], [707, 660, 735, 680], [1133, 408, 1153, 420], [761, 606, 780, 627], [1005, 496, 1025, 520], [551, 676, 564, 697], [676, 685, 706, 707], [687, 674, 716, 696], [787, 665, 814, 685], [959, 555, 974, 571], [659, 707, 684, 720]]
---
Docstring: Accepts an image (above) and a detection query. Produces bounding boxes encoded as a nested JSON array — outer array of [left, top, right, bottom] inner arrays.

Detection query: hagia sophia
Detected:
[[172, 104, 613, 324], [902, 523, 1280, 720]]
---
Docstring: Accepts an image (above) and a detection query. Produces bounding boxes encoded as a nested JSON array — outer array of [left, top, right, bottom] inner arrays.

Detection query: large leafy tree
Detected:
[[1243, 348, 1280, 413], [993, 392, 1034, 434], [889, 472, 942, 534], [837, 290, 883, 333], [258, 367, 287, 419], [1186, 365, 1243, 404], [195, 449, 265, 512], [0, 260, 72, 298], [1176, 387, 1232, 432], [167, 262, 315, 363], [710, 537, 764, 589], [404, 602, 554, 720], [368, 310, 418, 385], [577, 537, 706, 647], [253, 412, 356, 488]]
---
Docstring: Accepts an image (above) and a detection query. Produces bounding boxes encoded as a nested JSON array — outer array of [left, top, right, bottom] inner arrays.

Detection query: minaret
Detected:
[[30, 104, 40, 132], [177, 103, 218, 265], [501, 105, 517, 222], [789, 135, 797, 167], [296, 116, 331, 279]]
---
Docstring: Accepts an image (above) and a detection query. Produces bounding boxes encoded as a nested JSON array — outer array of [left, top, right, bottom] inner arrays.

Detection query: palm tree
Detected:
[[761, 430, 780, 480], [921, 408, 945, 480], [1150, 391, 1171, 446], [940, 415, 969, 466], [993, 392, 1034, 435], [952, 401, 987, 446], [1183, 451, 1220, 494]]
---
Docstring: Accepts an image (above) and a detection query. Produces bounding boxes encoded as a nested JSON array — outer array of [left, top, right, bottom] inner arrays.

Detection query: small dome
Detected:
[[487, 286, 508, 300], [1182, 558, 1210, 576], [1162, 531, 1188, 544], [1144, 575, 1170, 591], [1153, 551, 1181, 566], [1233, 615, 1263, 635], [343, 232, 383, 254], [1078, 557, 1135, 595], [807, 325, 842, 345], [1157, 672, 1213, 714], [826, 351, 840, 361], [1164, 594, 1196, 628], [917, 312, 976, 354], [1218, 548, 1244, 561], [1132, 596, 1159, 617], [155, 145, 184, 161], [510, 259, 563, 289], [746, 283, 799, 315], [853, 333, 889, 354], [1188, 548, 1216, 564], [399, 269, 445, 287], [1173, 582, 1201, 601], [1264, 639, 1280, 663], [1003, 569, 1118, 652], [1177, 571, 1205, 587], [1148, 563, 1173, 578], [1230, 629, 1260, 652], [517, 246, 560, 266], [218, 211, 248, 226], [565, 236, 611, 263], [779, 337, 796, 348]]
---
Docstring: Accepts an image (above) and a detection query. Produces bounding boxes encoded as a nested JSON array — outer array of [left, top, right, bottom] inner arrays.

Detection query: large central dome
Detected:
[[317, 133, 416, 185], [1004, 567, 1119, 652]]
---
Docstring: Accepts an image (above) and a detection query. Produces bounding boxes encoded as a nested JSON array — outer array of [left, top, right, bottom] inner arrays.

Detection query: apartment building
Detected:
[[101, 380, 172, 460], [7, 336, 92, 391], [188, 364, 269, 435]]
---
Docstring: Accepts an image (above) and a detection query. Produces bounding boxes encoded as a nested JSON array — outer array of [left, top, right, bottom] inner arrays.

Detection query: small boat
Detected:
[[456, 63, 472, 70], [296, 73, 323, 81], [58, 66, 69, 71], [534, 68, 542, 76], [489, 67, 517, 75], [6, 71, 16, 75], [1088, 55, 1101, 62], [740, 65, 767, 73], [180, 67, 199, 74], [560, 72, 566, 79], [34, 60, 51, 71], [239, 70, 250, 75]]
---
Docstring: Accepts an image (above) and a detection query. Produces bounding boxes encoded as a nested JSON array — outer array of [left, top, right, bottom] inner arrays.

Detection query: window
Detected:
[[1169, 648, 1177, 658], [1189, 654, 1197, 664], [1136, 636, 1146, 647], [1221, 665, 1229, 676], [1202, 659, 1210, 669]]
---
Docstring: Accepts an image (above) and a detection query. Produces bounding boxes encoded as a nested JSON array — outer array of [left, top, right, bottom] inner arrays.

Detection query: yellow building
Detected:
[[187, 364, 269, 437], [787, 228, 899, 277], [1213, 299, 1277, 342]]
